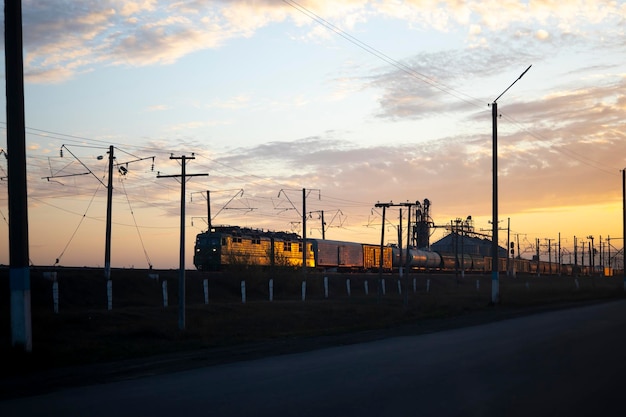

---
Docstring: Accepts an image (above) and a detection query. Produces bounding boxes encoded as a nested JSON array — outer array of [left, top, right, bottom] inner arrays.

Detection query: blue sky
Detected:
[[1, 0, 626, 268]]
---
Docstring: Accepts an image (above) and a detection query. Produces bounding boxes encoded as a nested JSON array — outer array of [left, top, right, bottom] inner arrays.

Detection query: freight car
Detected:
[[194, 226, 584, 276], [391, 246, 442, 270], [194, 226, 394, 271]]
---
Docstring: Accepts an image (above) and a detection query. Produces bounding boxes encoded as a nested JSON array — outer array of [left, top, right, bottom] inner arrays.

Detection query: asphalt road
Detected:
[[2, 300, 626, 417]]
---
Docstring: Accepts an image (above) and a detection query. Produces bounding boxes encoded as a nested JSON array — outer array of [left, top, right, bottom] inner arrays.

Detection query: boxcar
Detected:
[[309, 239, 364, 270]]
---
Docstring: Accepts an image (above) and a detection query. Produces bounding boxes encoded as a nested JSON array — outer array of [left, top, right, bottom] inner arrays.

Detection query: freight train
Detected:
[[193, 225, 598, 276]]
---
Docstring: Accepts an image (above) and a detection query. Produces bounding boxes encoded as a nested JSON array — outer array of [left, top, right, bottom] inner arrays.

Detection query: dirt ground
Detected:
[[1, 266, 624, 398]]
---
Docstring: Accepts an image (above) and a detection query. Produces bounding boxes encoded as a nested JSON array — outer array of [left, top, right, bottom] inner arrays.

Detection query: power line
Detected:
[[281, 0, 484, 111]]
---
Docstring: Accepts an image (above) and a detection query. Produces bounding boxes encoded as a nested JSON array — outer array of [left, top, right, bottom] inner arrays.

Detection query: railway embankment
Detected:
[[1, 266, 623, 397]]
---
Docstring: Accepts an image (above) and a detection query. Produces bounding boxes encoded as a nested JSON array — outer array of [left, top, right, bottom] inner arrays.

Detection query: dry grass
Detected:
[[1, 267, 623, 376]]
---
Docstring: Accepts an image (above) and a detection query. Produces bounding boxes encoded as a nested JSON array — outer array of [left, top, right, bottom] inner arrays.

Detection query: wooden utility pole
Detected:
[[157, 155, 208, 330]]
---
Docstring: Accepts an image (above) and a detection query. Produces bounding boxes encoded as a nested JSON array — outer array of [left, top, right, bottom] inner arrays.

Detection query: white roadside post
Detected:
[[269, 278, 274, 302], [162, 281, 168, 307]]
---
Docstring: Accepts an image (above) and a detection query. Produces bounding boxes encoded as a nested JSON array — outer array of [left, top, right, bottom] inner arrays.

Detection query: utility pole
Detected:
[[506, 218, 511, 277], [547, 239, 552, 275], [398, 209, 403, 280], [104, 146, 114, 280], [157, 155, 208, 330], [404, 206, 411, 306], [375, 201, 418, 303], [375, 203, 387, 301], [623, 168, 626, 289], [536, 238, 540, 277], [104, 146, 114, 309], [490, 65, 531, 304], [103, 147, 153, 308], [588, 235, 595, 276], [302, 188, 306, 280], [558, 233, 561, 276], [206, 190, 212, 230], [6, 0, 31, 351], [581, 239, 586, 272]]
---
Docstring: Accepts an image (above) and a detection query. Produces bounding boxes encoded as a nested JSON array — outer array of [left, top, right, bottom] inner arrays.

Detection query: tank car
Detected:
[[392, 246, 442, 270]]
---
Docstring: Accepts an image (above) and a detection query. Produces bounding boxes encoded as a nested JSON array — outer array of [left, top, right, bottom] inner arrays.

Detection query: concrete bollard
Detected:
[[324, 276, 329, 298], [107, 279, 113, 310], [52, 281, 59, 314], [43, 271, 57, 281], [269, 278, 274, 302], [162, 280, 168, 307]]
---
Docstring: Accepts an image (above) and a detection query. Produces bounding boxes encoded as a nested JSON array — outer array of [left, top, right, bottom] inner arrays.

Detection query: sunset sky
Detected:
[[1, 0, 625, 269]]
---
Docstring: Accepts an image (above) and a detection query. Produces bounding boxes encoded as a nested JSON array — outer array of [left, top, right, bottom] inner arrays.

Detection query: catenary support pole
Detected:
[[623, 169, 625, 290], [206, 190, 211, 230], [302, 188, 306, 280], [378, 205, 386, 300], [104, 145, 114, 309]]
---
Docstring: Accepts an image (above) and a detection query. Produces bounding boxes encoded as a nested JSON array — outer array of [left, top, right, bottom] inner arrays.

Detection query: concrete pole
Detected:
[[6, 0, 32, 351], [302, 188, 306, 280], [623, 169, 626, 290], [104, 145, 114, 309], [491, 100, 499, 303]]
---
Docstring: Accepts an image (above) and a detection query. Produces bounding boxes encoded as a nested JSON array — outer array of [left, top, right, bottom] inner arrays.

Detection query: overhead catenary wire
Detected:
[[53, 179, 103, 266], [119, 176, 153, 269]]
